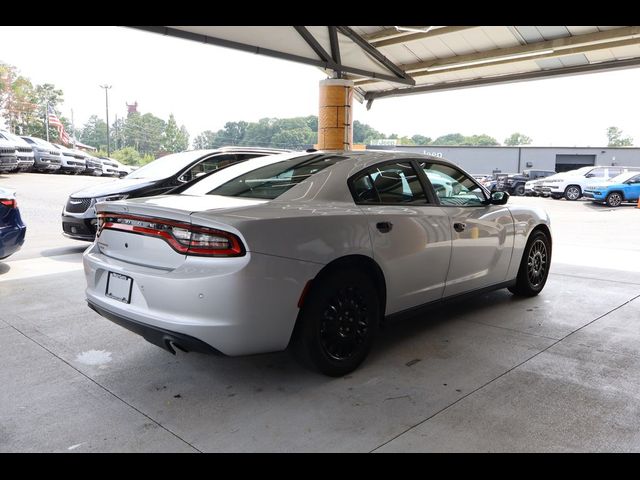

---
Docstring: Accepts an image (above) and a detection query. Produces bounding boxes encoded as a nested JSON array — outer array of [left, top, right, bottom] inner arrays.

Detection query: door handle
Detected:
[[376, 221, 393, 233], [453, 222, 466, 232]]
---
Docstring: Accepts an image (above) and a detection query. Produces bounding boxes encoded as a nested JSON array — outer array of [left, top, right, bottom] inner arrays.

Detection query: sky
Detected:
[[1, 25, 639, 147]]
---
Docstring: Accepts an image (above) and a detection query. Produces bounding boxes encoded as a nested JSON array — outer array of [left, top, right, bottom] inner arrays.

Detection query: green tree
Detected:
[[215, 121, 248, 146], [606, 126, 633, 147], [162, 113, 190, 153], [462, 134, 500, 146], [79, 115, 108, 150], [504, 132, 532, 146], [353, 120, 384, 144], [193, 130, 218, 149], [123, 112, 166, 155], [433, 133, 465, 145], [0, 63, 39, 135], [411, 134, 432, 145], [111, 146, 154, 166], [271, 128, 310, 148]]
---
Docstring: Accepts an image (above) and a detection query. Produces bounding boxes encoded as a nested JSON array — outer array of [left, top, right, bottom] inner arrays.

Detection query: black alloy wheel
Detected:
[[509, 229, 551, 297], [291, 268, 380, 376]]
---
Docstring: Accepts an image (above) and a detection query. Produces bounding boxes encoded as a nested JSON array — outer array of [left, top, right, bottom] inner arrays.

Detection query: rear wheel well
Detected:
[[306, 255, 387, 316]]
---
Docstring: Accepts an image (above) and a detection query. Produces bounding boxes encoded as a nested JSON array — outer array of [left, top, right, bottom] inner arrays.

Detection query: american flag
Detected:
[[48, 105, 70, 145]]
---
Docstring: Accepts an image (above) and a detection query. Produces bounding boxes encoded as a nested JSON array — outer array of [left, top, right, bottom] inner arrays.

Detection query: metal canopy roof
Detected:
[[131, 26, 640, 108]]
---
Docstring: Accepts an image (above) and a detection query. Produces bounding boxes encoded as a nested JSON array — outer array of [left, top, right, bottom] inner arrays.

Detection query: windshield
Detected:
[[23, 137, 54, 149], [126, 150, 214, 180], [206, 154, 346, 200], [608, 171, 639, 183]]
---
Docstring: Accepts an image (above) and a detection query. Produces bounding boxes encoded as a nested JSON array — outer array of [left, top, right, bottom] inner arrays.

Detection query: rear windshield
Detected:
[[207, 154, 346, 199]]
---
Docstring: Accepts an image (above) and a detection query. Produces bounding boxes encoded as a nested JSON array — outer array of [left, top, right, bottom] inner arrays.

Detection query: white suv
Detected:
[[540, 166, 640, 200]]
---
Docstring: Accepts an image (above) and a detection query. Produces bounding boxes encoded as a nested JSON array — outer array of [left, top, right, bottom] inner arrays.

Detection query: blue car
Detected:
[[0, 187, 26, 260], [583, 171, 640, 207]]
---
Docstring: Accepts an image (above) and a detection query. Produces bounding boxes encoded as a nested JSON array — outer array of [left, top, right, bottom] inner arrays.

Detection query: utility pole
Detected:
[[100, 84, 112, 155]]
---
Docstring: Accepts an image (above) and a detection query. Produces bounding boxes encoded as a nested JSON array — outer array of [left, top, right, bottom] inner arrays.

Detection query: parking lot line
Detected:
[[0, 253, 84, 283]]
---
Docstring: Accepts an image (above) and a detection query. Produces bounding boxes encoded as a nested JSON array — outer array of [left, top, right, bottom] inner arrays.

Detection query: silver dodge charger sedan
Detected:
[[83, 150, 552, 376]]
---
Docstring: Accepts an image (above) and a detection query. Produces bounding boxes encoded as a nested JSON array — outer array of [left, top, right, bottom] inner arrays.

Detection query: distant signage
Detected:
[[422, 150, 443, 158], [370, 139, 397, 146]]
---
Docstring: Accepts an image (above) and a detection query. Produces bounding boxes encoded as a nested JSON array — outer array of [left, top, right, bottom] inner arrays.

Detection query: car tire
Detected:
[[605, 192, 623, 207], [514, 184, 525, 196], [291, 268, 380, 377], [508, 230, 551, 297], [564, 185, 582, 201]]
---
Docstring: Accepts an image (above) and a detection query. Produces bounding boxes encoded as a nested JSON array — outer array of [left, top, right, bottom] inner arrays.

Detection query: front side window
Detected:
[[586, 168, 605, 178], [352, 162, 427, 204], [421, 163, 486, 206], [627, 174, 640, 184]]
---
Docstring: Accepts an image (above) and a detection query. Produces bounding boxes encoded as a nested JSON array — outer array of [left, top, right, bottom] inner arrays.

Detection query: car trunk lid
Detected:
[[95, 194, 266, 269]]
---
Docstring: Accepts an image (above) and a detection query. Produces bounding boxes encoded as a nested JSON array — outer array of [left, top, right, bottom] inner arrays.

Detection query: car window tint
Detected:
[[364, 162, 426, 204], [352, 174, 378, 203], [180, 154, 239, 183], [210, 154, 345, 199], [422, 163, 486, 206], [628, 174, 640, 183], [608, 167, 623, 177]]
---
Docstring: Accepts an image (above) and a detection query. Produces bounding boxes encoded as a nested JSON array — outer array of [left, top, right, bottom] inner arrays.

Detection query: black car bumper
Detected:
[[87, 300, 223, 355], [61, 214, 97, 241]]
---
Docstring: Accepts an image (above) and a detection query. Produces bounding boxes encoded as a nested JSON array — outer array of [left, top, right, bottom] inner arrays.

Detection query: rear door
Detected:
[[420, 162, 515, 297], [351, 160, 452, 314]]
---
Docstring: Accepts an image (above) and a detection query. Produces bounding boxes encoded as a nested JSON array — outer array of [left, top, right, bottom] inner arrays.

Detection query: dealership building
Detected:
[[367, 145, 640, 175]]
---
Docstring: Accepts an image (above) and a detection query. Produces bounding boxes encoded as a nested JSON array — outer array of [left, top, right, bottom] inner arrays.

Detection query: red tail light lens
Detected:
[[97, 213, 245, 257], [0, 199, 17, 208]]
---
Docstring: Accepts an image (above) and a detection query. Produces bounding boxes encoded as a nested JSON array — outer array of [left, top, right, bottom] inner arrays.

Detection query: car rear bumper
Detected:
[[83, 243, 322, 356]]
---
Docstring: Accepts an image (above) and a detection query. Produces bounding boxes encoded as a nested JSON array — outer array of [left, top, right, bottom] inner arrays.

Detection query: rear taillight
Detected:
[[0, 199, 17, 208], [97, 213, 244, 257]]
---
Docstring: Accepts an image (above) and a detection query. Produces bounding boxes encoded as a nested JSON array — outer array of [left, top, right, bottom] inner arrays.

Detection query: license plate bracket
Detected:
[[105, 272, 133, 304]]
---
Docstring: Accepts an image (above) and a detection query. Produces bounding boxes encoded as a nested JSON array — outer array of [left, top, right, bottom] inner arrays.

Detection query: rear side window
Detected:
[[209, 154, 345, 199], [352, 162, 427, 204]]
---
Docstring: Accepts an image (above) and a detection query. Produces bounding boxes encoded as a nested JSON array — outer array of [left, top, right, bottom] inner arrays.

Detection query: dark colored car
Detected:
[[0, 130, 35, 172], [496, 169, 557, 196], [20, 136, 63, 172], [61, 146, 290, 241], [0, 187, 26, 260]]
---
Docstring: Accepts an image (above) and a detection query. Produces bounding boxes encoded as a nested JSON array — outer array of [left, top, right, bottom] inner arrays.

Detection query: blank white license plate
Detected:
[[105, 272, 133, 304]]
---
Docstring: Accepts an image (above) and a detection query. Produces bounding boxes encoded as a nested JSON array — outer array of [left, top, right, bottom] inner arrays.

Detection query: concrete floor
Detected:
[[1, 172, 639, 452]]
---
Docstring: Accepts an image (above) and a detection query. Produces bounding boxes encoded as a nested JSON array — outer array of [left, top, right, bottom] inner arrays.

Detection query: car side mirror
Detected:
[[489, 191, 509, 205]]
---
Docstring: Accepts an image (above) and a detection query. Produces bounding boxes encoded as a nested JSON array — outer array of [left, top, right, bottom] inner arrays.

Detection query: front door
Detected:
[[420, 162, 515, 297]]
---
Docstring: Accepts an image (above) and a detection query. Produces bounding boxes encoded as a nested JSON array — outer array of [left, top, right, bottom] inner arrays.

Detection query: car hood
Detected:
[[70, 178, 159, 198], [588, 182, 622, 190]]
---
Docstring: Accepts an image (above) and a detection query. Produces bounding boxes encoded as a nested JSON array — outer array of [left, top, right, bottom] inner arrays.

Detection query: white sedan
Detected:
[[83, 151, 552, 376]]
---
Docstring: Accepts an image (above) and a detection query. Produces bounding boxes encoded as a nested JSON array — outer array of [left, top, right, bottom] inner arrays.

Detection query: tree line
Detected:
[[1, 61, 190, 165]]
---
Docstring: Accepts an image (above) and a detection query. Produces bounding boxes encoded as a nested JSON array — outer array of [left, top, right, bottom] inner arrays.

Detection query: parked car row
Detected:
[[0, 130, 132, 177], [525, 165, 640, 204]]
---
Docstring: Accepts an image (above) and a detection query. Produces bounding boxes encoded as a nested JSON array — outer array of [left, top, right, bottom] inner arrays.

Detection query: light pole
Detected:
[[100, 84, 112, 155]]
